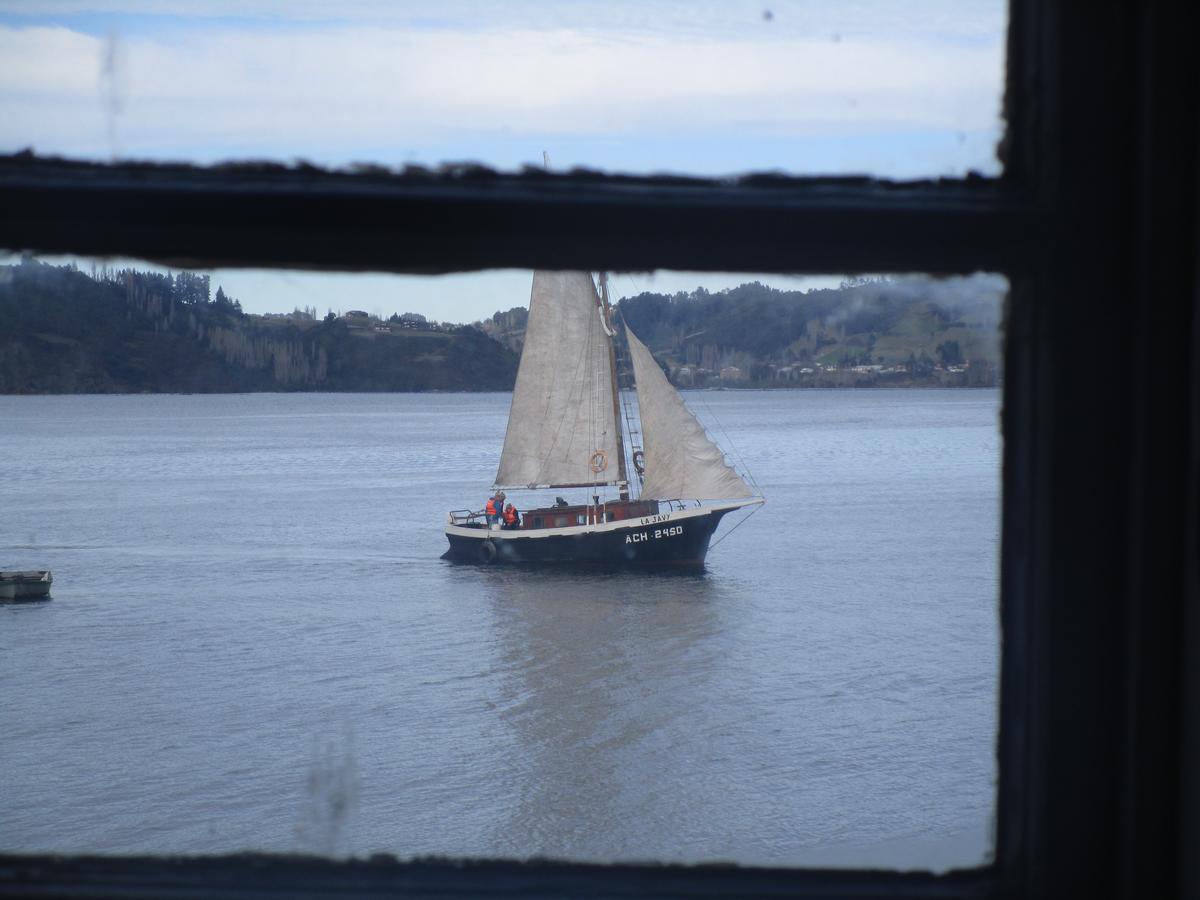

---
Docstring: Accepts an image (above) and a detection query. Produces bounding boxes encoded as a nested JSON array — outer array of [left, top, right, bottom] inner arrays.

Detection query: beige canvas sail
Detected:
[[495, 271, 622, 489], [625, 324, 755, 500]]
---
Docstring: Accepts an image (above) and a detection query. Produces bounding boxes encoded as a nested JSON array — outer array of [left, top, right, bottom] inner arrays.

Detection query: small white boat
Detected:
[[0, 570, 53, 600]]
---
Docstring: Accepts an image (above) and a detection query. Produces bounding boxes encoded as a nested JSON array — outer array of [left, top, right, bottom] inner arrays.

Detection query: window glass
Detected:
[[1, 258, 1003, 869], [0, 1, 1006, 177]]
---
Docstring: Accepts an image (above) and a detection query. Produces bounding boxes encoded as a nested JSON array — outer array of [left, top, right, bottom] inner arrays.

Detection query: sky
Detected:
[[0, 1, 1007, 320]]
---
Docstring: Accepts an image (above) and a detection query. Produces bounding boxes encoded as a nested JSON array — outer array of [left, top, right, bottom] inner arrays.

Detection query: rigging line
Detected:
[[615, 327, 643, 497], [622, 402, 638, 495], [610, 290, 649, 497], [586, 280, 596, 497], [587, 272, 606, 499], [707, 503, 762, 552], [695, 391, 762, 495], [588, 279, 594, 461], [619, 271, 645, 299], [594, 275, 605, 494], [621, 387, 641, 492], [598, 272, 624, 504]]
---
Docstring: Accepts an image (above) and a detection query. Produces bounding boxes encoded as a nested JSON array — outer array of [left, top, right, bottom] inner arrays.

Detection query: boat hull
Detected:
[[443, 506, 735, 568], [0, 571, 53, 601]]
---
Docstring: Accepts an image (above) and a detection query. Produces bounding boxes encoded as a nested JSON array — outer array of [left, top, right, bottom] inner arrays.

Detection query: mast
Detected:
[[599, 272, 630, 500]]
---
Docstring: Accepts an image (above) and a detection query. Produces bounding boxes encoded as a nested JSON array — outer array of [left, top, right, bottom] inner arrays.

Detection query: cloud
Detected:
[[0, 25, 99, 94], [0, 8, 1003, 173], [0, 1, 1006, 42], [821, 274, 1006, 331]]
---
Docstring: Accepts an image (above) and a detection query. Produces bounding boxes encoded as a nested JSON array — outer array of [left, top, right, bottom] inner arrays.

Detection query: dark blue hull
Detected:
[[443, 509, 731, 569]]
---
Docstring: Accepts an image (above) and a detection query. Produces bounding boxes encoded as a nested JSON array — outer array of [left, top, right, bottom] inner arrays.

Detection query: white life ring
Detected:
[[589, 450, 608, 473], [633, 449, 646, 476]]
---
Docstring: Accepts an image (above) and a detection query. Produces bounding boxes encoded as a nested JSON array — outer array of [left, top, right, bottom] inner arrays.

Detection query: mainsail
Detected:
[[495, 272, 623, 489], [625, 324, 756, 501]]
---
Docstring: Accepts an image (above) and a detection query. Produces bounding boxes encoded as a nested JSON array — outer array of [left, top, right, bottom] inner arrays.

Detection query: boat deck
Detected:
[[449, 498, 660, 531]]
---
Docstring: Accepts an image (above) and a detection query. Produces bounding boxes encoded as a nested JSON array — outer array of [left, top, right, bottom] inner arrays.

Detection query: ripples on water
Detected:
[[0, 390, 1000, 870]]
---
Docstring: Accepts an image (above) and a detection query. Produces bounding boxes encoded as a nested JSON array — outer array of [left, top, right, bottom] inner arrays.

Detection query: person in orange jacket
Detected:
[[485, 490, 505, 525], [503, 503, 521, 529]]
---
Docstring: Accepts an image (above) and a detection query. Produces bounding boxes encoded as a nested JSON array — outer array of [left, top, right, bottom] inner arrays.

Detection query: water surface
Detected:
[[1, 390, 1000, 870]]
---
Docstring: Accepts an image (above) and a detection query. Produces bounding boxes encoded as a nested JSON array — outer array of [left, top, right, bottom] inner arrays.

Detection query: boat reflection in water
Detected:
[[443, 271, 762, 568], [479, 563, 721, 861]]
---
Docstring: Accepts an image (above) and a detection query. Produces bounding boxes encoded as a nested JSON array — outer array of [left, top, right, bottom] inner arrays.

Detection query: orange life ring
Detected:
[[589, 450, 608, 473]]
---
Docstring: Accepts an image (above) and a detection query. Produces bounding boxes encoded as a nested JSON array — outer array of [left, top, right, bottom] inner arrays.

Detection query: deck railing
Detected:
[[447, 510, 485, 526]]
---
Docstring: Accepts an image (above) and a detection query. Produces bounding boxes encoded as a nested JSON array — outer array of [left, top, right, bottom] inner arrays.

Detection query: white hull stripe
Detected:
[[445, 498, 762, 541]]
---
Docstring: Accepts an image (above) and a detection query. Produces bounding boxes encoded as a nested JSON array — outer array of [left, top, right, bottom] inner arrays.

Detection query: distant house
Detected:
[[396, 312, 427, 328], [719, 366, 747, 382], [344, 310, 370, 327], [373, 324, 392, 333]]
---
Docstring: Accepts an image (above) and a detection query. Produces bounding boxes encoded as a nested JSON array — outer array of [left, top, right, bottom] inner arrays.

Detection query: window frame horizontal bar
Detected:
[[0, 853, 1000, 900], [0, 155, 1042, 277]]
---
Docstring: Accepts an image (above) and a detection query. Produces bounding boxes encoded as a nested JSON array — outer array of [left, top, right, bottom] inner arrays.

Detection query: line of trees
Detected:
[[0, 260, 519, 393], [612, 276, 1004, 387]]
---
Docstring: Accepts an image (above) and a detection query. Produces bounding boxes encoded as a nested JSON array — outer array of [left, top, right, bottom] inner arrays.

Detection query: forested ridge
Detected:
[[481, 275, 1004, 388], [0, 260, 518, 393], [1, 260, 1003, 394], [612, 275, 1003, 387]]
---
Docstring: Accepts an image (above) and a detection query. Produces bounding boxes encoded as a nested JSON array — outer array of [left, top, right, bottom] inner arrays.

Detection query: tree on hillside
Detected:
[[937, 340, 964, 367], [908, 351, 936, 376], [213, 286, 243, 315], [173, 271, 210, 305]]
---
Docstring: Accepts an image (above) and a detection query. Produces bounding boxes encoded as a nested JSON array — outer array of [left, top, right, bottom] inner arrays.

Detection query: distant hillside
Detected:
[[0, 261, 518, 393], [1, 262, 1003, 394], [477, 306, 528, 353], [611, 275, 1004, 387]]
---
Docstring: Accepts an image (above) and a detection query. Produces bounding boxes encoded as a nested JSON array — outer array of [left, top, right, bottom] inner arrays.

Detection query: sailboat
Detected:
[[443, 270, 763, 567]]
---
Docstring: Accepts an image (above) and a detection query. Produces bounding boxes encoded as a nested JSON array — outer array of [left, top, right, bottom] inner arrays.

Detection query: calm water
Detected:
[[0, 390, 1000, 871]]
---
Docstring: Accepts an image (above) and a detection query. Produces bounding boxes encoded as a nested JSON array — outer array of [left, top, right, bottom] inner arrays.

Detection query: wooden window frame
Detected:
[[1, 2, 1195, 897]]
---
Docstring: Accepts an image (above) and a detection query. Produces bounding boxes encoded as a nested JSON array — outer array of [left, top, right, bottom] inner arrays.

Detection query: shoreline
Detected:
[[0, 384, 1003, 397]]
